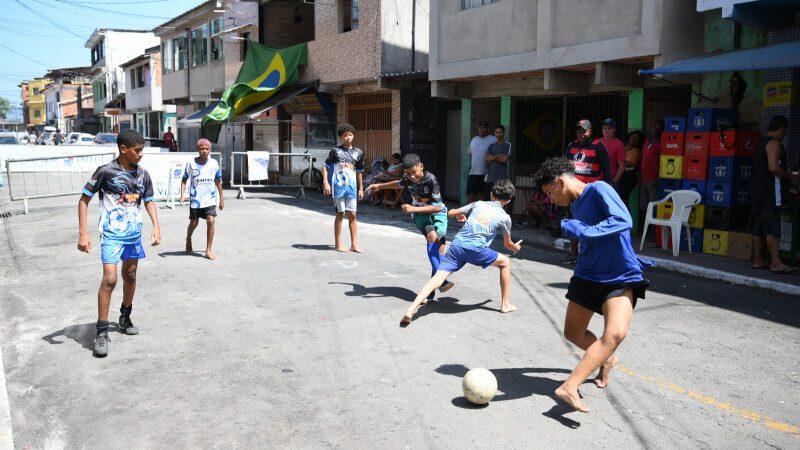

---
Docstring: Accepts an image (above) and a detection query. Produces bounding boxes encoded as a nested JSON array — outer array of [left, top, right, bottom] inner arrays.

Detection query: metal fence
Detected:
[[230, 151, 312, 200], [4, 151, 116, 214]]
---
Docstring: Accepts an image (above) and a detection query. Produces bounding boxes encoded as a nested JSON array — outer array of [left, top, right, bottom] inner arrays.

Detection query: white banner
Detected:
[[137, 153, 221, 201], [247, 151, 270, 181]]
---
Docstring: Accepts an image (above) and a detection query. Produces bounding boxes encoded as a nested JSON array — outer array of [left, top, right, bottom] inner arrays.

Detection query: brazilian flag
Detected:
[[201, 41, 308, 142]]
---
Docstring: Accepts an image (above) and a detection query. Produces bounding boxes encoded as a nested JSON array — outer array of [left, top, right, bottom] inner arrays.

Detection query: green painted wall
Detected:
[[460, 99, 472, 205], [628, 89, 644, 230], [500, 96, 511, 128]]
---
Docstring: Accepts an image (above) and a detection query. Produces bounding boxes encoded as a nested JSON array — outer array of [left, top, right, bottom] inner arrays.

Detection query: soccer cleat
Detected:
[[439, 281, 455, 293], [93, 332, 110, 357], [118, 315, 139, 335]]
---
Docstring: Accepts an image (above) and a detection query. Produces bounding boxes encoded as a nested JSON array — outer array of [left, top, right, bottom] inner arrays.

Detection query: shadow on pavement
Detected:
[[42, 322, 119, 352], [329, 282, 416, 300], [435, 363, 580, 428], [292, 243, 334, 251], [157, 251, 206, 258]]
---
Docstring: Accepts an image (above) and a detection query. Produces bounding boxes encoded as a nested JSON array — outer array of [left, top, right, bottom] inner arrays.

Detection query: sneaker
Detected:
[[439, 281, 455, 293], [423, 289, 435, 304], [118, 315, 139, 335], [560, 253, 578, 265], [94, 332, 110, 357]]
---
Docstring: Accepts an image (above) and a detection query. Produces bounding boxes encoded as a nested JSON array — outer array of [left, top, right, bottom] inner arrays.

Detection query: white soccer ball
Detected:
[[462, 368, 498, 405], [107, 209, 129, 233]]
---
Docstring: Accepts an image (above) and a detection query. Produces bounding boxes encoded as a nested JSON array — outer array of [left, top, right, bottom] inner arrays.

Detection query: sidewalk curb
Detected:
[[0, 347, 13, 450], [648, 256, 800, 296]]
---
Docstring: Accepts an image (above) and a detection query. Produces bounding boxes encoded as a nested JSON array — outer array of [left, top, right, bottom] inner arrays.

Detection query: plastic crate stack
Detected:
[[655, 108, 759, 259]]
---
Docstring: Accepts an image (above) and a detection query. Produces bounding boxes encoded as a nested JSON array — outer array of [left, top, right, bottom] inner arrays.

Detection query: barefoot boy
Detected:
[[368, 153, 453, 302], [77, 129, 161, 357], [180, 138, 224, 259], [399, 179, 522, 326], [322, 123, 364, 252], [533, 157, 650, 412]]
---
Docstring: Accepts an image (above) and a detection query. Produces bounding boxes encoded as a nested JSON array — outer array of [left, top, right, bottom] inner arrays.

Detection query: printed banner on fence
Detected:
[[247, 151, 270, 181], [137, 153, 221, 201]]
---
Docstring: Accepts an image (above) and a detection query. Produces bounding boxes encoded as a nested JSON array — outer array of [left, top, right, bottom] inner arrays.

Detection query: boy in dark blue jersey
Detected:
[[534, 157, 651, 413], [78, 129, 161, 357]]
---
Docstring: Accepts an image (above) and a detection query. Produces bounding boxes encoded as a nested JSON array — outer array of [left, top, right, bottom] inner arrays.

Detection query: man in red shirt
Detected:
[[163, 126, 177, 152], [639, 120, 663, 232], [598, 118, 626, 189]]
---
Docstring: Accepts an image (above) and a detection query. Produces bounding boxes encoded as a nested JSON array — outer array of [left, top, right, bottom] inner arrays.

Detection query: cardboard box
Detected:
[[727, 231, 753, 261], [659, 155, 683, 179], [703, 229, 729, 256], [662, 132, 685, 155], [684, 132, 710, 158]]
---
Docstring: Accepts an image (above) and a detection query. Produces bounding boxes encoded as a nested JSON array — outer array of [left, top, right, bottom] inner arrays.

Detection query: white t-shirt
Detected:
[[182, 158, 222, 208], [468, 135, 497, 175]]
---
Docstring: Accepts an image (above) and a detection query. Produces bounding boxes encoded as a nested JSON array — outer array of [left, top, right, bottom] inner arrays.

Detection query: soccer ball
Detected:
[[462, 368, 498, 405], [107, 209, 130, 233]]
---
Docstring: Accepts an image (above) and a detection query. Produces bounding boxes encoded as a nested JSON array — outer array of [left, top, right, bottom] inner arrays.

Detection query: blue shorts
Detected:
[[439, 245, 499, 273], [101, 240, 145, 265]]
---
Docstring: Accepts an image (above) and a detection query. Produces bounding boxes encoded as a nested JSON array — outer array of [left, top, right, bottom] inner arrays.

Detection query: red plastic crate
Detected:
[[661, 132, 685, 156], [683, 156, 709, 181], [709, 130, 760, 157], [684, 132, 710, 158]]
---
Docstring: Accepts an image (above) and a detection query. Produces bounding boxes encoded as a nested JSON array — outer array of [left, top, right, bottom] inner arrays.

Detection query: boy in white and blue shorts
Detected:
[[400, 179, 522, 326], [77, 129, 161, 357], [322, 123, 365, 252], [180, 138, 224, 260]]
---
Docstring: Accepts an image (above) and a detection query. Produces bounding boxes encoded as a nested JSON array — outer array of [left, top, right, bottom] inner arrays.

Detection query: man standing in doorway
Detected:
[[751, 115, 798, 274], [164, 126, 177, 152], [599, 118, 626, 189], [466, 121, 496, 202], [484, 124, 512, 201]]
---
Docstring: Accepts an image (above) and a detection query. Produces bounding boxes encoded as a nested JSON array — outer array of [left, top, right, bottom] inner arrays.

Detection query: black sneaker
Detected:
[[118, 315, 139, 335], [422, 289, 435, 304], [94, 332, 110, 357], [439, 281, 455, 293]]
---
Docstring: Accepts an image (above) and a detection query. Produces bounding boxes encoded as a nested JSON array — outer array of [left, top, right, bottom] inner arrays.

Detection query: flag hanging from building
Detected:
[[201, 41, 308, 142]]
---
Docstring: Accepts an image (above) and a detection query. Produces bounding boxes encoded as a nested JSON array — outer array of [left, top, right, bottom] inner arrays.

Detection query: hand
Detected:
[[179, 195, 184, 206], [512, 239, 523, 254], [456, 213, 467, 223], [218, 199, 224, 210], [323, 183, 331, 196], [357, 189, 363, 201], [401, 204, 415, 213], [77, 234, 91, 253], [151, 227, 161, 246], [367, 184, 379, 193]]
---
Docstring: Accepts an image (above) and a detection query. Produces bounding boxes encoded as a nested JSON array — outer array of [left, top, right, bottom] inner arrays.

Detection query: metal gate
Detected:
[[444, 109, 462, 200], [347, 93, 392, 163]]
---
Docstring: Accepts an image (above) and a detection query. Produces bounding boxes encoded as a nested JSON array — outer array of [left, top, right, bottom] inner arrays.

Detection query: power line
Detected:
[[56, 0, 171, 3], [29, 0, 162, 28], [0, 42, 50, 67], [12, 0, 85, 40], [49, 0, 173, 20]]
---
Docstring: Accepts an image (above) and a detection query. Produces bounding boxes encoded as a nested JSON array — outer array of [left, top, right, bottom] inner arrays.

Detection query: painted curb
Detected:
[[0, 347, 13, 450]]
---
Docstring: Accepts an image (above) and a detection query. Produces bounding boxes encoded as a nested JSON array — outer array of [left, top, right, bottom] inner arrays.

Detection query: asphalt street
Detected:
[[0, 190, 798, 448]]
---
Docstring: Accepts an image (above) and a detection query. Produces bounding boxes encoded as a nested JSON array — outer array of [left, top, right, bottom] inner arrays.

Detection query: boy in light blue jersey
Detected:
[[534, 156, 652, 413], [77, 129, 161, 357], [181, 138, 224, 260], [400, 179, 522, 326]]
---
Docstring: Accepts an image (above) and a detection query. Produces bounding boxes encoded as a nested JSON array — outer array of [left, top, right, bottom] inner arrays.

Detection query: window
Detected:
[[162, 40, 173, 73], [461, 0, 495, 10], [306, 115, 336, 148], [34, 109, 41, 118], [129, 69, 136, 89], [191, 24, 208, 67], [240, 32, 250, 61], [32, 87, 39, 96], [136, 66, 145, 88], [211, 18, 224, 61], [173, 34, 188, 71], [339, 0, 359, 33]]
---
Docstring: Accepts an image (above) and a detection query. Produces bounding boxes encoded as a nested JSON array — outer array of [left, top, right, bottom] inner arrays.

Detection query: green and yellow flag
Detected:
[[201, 41, 308, 142]]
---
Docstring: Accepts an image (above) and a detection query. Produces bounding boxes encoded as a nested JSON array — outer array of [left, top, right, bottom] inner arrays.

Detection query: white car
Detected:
[[64, 132, 95, 145]]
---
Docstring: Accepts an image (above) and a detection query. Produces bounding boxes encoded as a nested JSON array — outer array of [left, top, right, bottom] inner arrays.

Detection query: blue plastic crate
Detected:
[[687, 108, 737, 132], [664, 117, 687, 132], [658, 178, 681, 199], [681, 179, 707, 202], [679, 227, 704, 252], [708, 157, 753, 182]]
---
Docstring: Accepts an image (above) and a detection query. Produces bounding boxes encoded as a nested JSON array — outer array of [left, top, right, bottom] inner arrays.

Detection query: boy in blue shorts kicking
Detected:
[[77, 129, 161, 357], [399, 179, 522, 326], [533, 157, 651, 413], [368, 153, 454, 302]]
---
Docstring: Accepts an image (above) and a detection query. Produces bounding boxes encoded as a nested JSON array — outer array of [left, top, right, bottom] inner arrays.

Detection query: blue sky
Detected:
[[0, 0, 206, 120]]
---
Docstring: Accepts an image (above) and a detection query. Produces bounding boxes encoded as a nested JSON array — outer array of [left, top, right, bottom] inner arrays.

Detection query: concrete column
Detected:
[[460, 98, 472, 205], [501, 96, 512, 178]]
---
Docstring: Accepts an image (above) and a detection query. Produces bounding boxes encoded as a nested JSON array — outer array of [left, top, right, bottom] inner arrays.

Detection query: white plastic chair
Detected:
[[640, 190, 702, 257]]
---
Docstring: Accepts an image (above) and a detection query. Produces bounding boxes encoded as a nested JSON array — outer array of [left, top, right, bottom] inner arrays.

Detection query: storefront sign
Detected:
[[284, 94, 327, 115], [763, 81, 796, 107]]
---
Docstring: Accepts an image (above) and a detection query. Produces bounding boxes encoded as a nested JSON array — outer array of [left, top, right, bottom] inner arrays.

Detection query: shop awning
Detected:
[[242, 82, 317, 119], [640, 41, 800, 74], [179, 102, 220, 124]]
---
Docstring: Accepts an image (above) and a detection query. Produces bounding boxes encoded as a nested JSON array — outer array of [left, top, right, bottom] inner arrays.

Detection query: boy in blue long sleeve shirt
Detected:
[[534, 157, 651, 413]]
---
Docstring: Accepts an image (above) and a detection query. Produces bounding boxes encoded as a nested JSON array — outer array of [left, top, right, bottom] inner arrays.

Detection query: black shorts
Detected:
[[565, 276, 649, 315], [751, 208, 781, 238], [466, 175, 486, 195], [189, 206, 217, 220]]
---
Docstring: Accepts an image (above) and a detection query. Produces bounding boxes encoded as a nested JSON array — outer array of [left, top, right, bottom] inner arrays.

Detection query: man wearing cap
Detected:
[[599, 118, 626, 188], [561, 119, 612, 264], [467, 121, 496, 202]]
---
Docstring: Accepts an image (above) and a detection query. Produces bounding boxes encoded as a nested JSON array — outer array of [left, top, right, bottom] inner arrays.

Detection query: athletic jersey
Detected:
[[399, 171, 447, 214], [562, 182, 650, 284], [182, 157, 222, 208], [82, 159, 154, 244], [565, 141, 612, 184], [325, 146, 365, 199], [452, 201, 512, 250]]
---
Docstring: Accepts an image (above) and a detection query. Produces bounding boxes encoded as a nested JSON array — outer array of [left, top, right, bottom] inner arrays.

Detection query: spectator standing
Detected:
[[598, 118, 626, 188], [53, 128, 65, 146], [617, 130, 645, 210], [163, 126, 177, 151], [484, 124, 512, 200], [466, 121, 496, 202]]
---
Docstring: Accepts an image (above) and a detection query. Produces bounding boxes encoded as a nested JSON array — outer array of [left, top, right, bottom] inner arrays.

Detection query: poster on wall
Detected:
[[247, 151, 270, 181], [764, 81, 797, 107]]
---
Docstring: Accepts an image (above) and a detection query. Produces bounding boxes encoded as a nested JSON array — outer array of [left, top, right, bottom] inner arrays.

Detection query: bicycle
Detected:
[[300, 151, 325, 193]]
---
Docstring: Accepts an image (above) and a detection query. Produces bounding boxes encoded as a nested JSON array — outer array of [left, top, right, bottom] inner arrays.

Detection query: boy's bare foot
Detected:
[[554, 386, 589, 413], [350, 246, 363, 253], [399, 312, 413, 326], [500, 304, 517, 313], [594, 354, 618, 388], [335, 246, 350, 252], [205, 251, 216, 260], [185, 238, 193, 254]]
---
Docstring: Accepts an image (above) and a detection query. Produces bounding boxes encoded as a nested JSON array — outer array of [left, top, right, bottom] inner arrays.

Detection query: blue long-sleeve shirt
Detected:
[[561, 182, 651, 284]]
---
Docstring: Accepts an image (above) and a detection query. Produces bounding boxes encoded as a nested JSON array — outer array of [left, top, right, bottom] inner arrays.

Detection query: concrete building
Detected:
[[120, 46, 177, 140], [24, 79, 50, 129], [18, 82, 29, 128], [40, 68, 95, 134], [428, 0, 706, 202], [85, 29, 160, 133], [154, 0, 258, 152]]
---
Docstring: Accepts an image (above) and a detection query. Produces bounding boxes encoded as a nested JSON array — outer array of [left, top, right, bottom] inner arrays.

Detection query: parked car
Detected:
[[94, 133, 118, 145], [65, 132, 95, 145], [0, 133, 19, 145]]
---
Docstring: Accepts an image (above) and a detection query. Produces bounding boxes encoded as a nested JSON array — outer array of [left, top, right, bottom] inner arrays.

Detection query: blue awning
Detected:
[[640, 41, 800, 74]]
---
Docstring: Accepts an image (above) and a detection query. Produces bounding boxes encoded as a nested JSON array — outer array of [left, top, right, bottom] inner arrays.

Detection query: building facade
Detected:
[[121, 46, 177, 140], [25, 79, 51, 129]]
